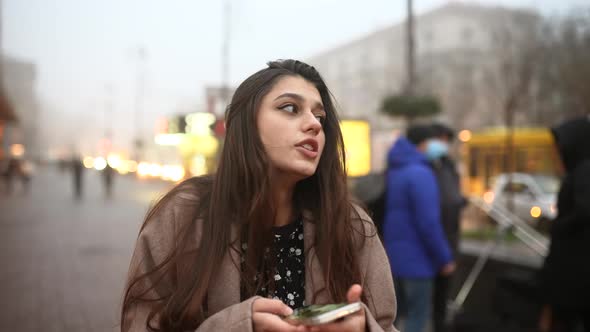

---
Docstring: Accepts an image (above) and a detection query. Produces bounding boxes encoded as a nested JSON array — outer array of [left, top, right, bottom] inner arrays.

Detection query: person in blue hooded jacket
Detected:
[[383, 125, 456, 332]]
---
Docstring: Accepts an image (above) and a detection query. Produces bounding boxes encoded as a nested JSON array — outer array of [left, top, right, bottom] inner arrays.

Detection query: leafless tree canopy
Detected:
[[536, 9, 590, 125]]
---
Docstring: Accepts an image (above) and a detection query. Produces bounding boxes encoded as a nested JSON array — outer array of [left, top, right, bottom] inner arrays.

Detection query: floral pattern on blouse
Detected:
[[242, 217, 305, 308]]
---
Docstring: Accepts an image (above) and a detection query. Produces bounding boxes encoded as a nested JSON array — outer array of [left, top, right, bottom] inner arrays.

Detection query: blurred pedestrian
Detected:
[[383, 124, 455, 332], [58, 158, 69, 173], [18, 159, 33, 194], [2, 156, 32, 194], [428, 123, 467, 332], [102, 163, 115, 198], [3, 156, 21, 194], [121, 59, 398, 332], [71, 155, 84, 200], [538, 115, 590, 332], [0, 153, 5, 192]]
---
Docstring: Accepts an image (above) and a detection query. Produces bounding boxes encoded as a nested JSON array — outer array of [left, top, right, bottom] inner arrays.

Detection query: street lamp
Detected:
[[133, 46, 147, 161]]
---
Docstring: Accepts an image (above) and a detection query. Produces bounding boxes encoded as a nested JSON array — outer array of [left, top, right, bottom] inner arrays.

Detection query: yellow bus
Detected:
[[460, 127, 562, 197]]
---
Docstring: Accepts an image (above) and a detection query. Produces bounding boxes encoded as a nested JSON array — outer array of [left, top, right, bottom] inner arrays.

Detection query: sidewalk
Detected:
[[0, 166, 171, 332]]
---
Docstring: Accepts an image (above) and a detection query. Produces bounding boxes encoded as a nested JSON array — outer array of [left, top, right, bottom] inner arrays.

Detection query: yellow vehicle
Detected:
[[460, 127, 563, 197]]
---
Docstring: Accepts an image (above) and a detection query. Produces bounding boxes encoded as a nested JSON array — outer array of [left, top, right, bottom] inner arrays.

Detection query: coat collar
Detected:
[[303, 212, 329, 305]]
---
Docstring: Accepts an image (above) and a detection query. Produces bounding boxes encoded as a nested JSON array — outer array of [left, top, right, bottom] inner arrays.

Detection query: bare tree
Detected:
[[535, 9, 590, 125], [477, 10, 541, 212], [482, 10, 540, 128]]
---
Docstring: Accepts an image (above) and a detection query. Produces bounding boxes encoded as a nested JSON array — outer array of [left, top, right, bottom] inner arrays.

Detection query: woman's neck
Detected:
[[271, 181, 295, 227]]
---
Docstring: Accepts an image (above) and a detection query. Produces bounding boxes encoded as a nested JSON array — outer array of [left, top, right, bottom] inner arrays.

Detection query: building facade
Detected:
[[1, 55, 39, 160], [307, 3, 539, 171]]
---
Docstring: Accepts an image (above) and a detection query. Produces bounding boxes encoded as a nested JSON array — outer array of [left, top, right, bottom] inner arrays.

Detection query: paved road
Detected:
[[0, 166, 174, 332]]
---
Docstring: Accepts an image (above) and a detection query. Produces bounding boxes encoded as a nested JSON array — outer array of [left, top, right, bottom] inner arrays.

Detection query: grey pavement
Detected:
[[0, 166, 174, 332]]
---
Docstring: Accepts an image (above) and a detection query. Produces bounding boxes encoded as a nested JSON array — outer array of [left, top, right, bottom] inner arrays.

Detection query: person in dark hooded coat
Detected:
[[539, 115, 590, 331]]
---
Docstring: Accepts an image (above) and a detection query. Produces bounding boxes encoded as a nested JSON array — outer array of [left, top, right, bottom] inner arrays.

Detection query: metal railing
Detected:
[[448, 196, 549, 322]]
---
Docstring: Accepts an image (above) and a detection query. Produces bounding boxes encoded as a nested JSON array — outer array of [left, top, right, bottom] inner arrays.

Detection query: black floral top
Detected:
[[242, 217, 306, 308]]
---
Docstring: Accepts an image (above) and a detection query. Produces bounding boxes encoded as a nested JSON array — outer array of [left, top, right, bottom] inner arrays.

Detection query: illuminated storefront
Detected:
[[153, 114, 370, 180], [340, 120, 371, 177], [154, 112, 221, 178]]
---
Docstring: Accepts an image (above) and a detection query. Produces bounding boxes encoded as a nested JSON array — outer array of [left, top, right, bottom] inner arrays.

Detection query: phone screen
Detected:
[[291, 303, 349, 319], [284, 302, 361, 325]]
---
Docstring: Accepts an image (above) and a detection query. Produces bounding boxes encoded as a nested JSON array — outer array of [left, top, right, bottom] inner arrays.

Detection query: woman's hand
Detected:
[[253, 298, 309, 332], [308, 284, 366, 332]]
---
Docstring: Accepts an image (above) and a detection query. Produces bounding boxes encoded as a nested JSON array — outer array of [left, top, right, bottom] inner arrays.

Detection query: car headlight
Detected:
[[483, 191, 495, 204], [530, 206, 542, 218]]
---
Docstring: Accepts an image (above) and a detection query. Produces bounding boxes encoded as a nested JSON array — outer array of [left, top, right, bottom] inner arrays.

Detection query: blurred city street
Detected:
[[0, 166, 172, 332], [0, 0, 588, 330]]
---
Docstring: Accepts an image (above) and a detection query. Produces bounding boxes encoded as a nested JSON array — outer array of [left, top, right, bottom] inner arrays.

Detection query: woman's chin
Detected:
[[273, 162, 319, 182], [288, 167, 318, 181]]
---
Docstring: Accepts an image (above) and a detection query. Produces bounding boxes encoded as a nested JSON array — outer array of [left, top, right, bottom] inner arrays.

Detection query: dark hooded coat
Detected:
[[540, 116, 590, 310]]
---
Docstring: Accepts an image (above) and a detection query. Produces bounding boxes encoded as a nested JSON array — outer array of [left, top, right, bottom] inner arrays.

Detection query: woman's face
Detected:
[[257, 75, 326, 181]]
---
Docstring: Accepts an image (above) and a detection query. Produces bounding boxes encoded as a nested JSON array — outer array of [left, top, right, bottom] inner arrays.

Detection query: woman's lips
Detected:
[[295, 138, 319, 158], [296, 146, 319, 158]]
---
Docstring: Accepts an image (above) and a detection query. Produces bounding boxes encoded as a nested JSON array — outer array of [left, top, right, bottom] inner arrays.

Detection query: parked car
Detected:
[[486, 173, 559, 229]]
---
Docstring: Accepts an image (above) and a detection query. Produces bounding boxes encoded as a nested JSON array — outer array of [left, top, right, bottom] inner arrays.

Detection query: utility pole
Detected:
[[104, 84, 113, 152], [406, 0, 416, 96], [133, 47, 147, 161], [221, 0, 231, 109], [104, 84, 113, 139], [505, 87, 517, 215]]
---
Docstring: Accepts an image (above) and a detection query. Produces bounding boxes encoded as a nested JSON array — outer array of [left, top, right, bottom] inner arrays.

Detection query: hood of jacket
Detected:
[[551, 115, 590, 172], [388, 137, 429, 169]]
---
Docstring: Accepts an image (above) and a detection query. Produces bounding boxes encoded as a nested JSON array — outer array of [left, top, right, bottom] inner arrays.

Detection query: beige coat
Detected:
[[122, 193, 398, 332]]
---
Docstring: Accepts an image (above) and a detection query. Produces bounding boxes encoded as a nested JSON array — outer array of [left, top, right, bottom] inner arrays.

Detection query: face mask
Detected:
[[425, 139, 449, 160]]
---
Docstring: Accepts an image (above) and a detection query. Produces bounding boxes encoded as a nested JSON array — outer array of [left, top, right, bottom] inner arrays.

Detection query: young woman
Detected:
[[121, 59, 398, 332]]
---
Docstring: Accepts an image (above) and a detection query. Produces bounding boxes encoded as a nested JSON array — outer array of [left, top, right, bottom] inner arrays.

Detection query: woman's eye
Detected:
[[315, 115, 325, 124], [280, 104, 296, 113]]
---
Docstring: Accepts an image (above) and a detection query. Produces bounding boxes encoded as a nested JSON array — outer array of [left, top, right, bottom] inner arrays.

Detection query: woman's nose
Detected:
[[302, 110, 322, 134]]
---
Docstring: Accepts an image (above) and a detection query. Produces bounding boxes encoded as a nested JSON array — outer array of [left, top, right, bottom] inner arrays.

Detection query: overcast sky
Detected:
[[3, 0, 588, 156]]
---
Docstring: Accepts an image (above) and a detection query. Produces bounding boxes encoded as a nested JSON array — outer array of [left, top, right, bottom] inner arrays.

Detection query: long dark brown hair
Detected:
[[121, 59, 372, 331]]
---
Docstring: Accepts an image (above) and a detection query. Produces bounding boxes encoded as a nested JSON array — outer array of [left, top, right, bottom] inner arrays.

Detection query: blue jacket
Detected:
[[383, 137, 453, 278]]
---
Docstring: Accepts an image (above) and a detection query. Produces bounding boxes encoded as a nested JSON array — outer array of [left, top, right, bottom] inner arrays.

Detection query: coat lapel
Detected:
[[303, 212, 330, 305], [207, 224, 241, 315]]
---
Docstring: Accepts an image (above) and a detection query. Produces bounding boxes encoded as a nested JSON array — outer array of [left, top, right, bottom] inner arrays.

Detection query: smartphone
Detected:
[[283, 302, 362, 326]]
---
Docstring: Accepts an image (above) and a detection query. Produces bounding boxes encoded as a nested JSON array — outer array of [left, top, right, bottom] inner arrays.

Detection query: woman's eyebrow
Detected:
[[274, 92, 324, 110]]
